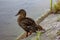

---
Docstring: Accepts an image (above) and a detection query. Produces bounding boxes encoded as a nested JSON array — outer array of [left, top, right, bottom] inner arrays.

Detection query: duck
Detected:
[[15, 9, 45, 37]]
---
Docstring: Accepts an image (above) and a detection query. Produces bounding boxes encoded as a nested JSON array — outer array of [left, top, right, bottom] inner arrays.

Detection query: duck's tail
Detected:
[[36, 25, 45, 32]]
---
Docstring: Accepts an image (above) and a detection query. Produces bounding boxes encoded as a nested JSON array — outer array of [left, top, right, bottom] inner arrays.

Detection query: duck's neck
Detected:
[[18, 15, 26, 22], [19, 15, 26, 18]]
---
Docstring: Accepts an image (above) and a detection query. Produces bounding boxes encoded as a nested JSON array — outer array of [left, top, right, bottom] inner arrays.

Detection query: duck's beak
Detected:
[[15, 13, 20, 16]]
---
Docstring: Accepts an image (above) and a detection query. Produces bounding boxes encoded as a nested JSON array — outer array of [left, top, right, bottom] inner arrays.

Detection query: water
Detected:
[[0, 0, 50, 40]]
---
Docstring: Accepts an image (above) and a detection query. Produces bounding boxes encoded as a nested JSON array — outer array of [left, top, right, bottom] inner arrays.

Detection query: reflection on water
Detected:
[[0, 0, 49, 40]]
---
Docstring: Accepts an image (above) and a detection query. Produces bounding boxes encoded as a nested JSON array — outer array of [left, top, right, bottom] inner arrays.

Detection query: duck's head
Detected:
[[15, 9, 26, 17]]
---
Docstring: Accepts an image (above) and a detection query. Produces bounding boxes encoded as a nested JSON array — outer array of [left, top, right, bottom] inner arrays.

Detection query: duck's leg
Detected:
[[28, 31, 32, 35], [26, 31, 32, 37], [25, 31, 29, 37]]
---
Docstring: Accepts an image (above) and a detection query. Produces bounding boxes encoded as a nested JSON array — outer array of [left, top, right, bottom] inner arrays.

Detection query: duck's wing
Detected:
[[20, 18, 37, 32], [21, 18, 36, 26]]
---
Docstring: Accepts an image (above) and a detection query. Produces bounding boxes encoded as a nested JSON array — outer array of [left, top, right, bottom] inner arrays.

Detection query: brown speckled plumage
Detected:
[[16, 9, 44, 37]]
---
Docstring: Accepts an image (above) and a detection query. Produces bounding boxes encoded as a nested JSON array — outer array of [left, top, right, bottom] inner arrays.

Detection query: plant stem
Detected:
[[50, 0, 52, 11]]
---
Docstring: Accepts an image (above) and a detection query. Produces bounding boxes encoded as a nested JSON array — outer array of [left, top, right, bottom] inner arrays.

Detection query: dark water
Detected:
[[0, 0, 50, 40]]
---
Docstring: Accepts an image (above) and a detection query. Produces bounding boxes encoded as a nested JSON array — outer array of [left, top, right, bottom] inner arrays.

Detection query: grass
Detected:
[[36, 31, 42, 40], [50, 0, 52, 11], [54, 0, 60, 12]]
